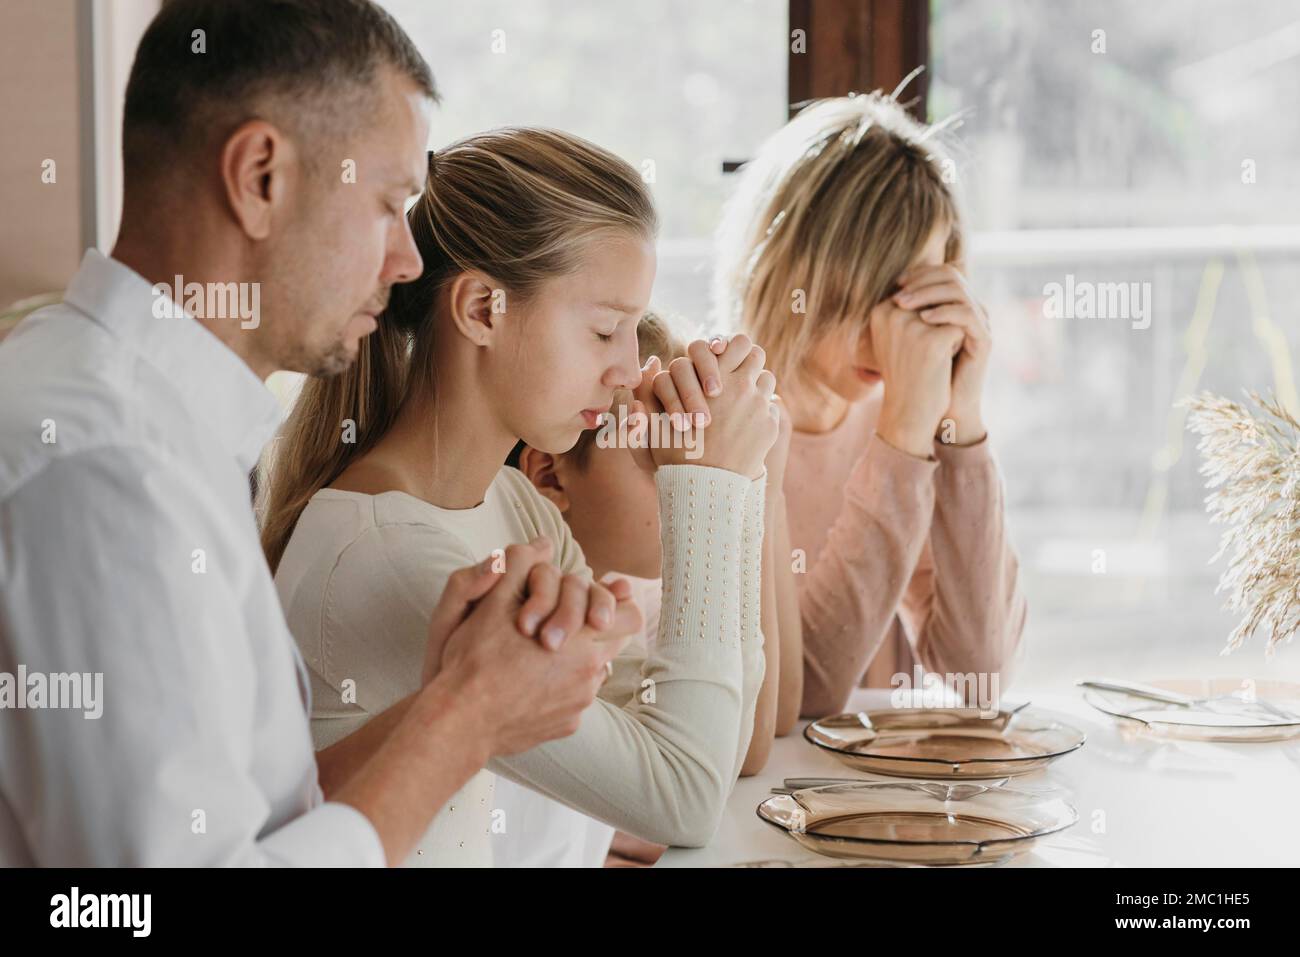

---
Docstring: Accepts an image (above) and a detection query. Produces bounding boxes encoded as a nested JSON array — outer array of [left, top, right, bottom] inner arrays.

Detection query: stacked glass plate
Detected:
[[758, 705, 1086, 866], [757, 779, 1078, 866], [802, 705, 1085, 778]]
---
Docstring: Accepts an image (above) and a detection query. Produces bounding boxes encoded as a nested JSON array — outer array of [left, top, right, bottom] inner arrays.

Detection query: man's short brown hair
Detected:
[[122, 0, 437, 183]]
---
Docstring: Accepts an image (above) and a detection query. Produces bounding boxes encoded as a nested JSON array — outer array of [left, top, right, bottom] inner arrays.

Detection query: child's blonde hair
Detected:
[[711, 92, 964, 395]]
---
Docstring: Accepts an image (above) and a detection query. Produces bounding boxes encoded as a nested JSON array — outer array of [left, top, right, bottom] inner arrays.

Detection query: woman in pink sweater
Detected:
[[711, 93, 1028, 718]]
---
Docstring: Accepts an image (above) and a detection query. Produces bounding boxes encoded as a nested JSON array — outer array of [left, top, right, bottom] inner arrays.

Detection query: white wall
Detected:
[[0, 0, 158, 311]]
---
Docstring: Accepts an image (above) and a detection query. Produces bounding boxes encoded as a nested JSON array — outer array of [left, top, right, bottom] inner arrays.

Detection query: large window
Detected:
[[930, 0, 1300, 683], [373, 1, 1300, 686]]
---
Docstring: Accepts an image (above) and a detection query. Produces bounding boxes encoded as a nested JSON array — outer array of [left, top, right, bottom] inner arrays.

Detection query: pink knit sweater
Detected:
[[784, 391, 1027, 717]]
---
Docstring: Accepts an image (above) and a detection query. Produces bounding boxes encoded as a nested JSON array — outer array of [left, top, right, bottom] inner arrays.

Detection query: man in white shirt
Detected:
[[0, 0, 635, 866]]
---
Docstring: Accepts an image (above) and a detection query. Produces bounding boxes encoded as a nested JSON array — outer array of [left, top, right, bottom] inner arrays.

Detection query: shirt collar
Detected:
[[63, 249, 284, 473]]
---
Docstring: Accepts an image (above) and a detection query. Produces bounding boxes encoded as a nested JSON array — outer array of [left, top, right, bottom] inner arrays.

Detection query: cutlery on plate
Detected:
[[857, 698, 1032, 731], [772, 776, 1060, 797], [1076, 678, 1300, 723]]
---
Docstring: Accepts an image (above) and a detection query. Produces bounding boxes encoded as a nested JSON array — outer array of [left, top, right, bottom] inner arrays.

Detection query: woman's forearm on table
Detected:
[[915, 438, 1028, 687], [771, 493, 804, 736], [799, 435, 937, 717]]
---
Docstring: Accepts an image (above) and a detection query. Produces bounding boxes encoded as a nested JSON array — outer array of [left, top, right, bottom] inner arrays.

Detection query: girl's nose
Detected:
[[606, 334, 642, 390]]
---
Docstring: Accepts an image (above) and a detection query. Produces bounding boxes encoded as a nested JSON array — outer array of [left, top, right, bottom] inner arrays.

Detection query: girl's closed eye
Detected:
[[595, 320, 624, 343]]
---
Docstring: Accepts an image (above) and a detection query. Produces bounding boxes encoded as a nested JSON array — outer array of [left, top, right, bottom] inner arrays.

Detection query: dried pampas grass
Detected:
[[1182, 390, 1300, 657]]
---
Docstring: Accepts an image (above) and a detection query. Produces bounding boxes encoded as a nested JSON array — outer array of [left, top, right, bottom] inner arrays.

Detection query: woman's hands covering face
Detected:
[[890, 262, 991, 449]]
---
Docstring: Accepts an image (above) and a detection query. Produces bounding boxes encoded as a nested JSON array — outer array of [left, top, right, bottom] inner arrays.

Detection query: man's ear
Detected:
[[516, 446, 569, 513], [220, 119, 293, 242], [446, 271, 500, 347]]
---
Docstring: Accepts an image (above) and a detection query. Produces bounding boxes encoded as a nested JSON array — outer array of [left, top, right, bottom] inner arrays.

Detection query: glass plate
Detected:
[[756, 782, 1077, 866], [1083, 677, 1300, 742], [803, 707, 1086, 778]]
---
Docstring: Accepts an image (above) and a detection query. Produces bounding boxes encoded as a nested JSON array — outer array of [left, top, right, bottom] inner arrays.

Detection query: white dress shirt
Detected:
[[0, 249, 385, 866]]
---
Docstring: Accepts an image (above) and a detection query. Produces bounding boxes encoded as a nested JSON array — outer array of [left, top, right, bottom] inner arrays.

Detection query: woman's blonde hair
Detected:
[[258, 127, 658, 572], [711, 92, 964, 395]]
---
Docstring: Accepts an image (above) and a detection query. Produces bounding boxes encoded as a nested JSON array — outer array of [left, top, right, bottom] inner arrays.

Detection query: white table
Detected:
[[656, 686, 1300, 867]]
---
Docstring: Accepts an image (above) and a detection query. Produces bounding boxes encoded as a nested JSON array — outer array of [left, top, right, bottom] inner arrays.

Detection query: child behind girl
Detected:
[[515, 310, 801, 763], [512, 310, 804, 863]]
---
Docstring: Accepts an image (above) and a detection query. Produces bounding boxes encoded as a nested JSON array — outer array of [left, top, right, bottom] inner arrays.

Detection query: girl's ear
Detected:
[[445, 271, 500, 346], [516, 446, 570, 513]]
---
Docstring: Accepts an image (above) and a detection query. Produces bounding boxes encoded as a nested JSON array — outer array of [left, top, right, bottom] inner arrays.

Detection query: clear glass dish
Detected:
[[1083, 677, 1300, 742], [803, 707, 1086, 778], [757, 781, 1077, 866]]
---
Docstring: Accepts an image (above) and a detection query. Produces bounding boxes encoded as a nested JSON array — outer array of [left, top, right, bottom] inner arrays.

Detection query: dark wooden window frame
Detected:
[[724, 1, 928, 173], [789, 0, 930, 120]]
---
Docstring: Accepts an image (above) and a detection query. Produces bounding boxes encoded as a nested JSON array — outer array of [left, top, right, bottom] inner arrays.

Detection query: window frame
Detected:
[[787, 0, 929, 120]]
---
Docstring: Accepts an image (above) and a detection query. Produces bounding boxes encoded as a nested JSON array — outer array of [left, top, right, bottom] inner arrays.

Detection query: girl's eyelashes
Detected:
[[593, 318, 623, 343]]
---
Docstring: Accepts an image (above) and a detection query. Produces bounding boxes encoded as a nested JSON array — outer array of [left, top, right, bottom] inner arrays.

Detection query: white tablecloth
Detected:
[[656, 686, 1300, 867]]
